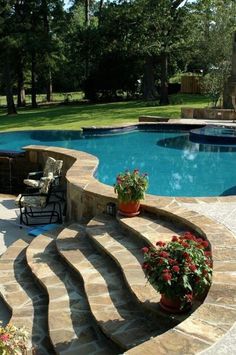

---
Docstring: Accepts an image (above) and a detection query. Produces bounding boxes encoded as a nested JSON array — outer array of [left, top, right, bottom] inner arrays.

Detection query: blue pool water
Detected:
[[1, 129, 236, 197]]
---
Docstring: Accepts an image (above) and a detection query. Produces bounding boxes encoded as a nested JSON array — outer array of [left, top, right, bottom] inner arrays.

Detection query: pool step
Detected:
[[56, 224, 168, 350], [0, 238, 53, 354], [27, 230, 117, 354]]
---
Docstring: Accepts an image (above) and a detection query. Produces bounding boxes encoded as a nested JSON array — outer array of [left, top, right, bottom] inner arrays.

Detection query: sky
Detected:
[[64, 0, 71, 9]]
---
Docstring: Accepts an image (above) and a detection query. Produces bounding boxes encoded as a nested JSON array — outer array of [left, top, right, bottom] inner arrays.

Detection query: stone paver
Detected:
[[27, 231, 116, 354], [178, 200, 236, 355], [118, 212, 185, 247], [56, 224, 170, 350], [180, 201, 236, 235]]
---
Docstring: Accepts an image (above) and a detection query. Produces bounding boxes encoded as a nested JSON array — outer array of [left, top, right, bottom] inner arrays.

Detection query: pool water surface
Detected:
[[0, 129, 236, 197]]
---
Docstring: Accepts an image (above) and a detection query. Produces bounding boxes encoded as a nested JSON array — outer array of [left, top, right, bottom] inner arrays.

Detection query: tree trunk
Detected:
[[84, 0, 90, 79], [31, 51, 38, 108], [4, 52, 17, 115], [17, 59, 26, 107], [85, 0, 90, 26], [46, 69, 53, 102], [142, 56, 157, 100], [223, 82, 233, 109], [159, 52, 169, 105], [42, 0, 53, 102], [98, 0, 104, 24]]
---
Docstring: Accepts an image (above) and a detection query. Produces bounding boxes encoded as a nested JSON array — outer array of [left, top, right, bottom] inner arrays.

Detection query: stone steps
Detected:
[[27, 231, 116, 354], [56, 224, 167, 350], [0, 238, 53, 354], [86, 214, 175, 320], [1, 205, 235, 354], [117, 211, 186, 246]]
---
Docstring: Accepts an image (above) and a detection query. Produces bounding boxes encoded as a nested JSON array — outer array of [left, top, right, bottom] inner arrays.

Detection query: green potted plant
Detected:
[[142, 232, 212, 313], [0, 322, 29, 354], [114, 169, 148, 217]]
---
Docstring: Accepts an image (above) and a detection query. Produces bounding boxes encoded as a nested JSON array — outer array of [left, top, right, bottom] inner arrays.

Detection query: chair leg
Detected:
[[57, 201, 62, 223]]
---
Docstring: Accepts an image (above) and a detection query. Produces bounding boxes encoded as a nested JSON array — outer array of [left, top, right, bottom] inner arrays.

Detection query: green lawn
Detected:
[[0, 94, 209, 132]]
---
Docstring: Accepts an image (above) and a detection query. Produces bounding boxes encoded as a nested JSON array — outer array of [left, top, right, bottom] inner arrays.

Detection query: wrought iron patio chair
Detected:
[[16, 174, 62, 226]]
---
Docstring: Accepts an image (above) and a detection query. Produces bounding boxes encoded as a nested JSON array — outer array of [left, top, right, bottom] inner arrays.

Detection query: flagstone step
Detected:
[[117, 211, 186, 247], [86, 214, 179, 321], [27, 232, 117, 355], [56, 224, 171, 350], [0, 238, 53, 354]]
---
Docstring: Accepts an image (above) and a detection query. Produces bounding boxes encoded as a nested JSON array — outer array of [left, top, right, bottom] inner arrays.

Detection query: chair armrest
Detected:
[[19, 192, 47, 200], [27, 171, 43, 180]]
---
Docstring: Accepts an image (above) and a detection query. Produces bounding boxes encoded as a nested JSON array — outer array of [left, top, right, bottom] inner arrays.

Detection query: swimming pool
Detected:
[[0, 128, 236, 197]]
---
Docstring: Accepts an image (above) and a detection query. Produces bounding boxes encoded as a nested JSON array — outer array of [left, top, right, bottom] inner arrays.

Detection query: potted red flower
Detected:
[[114, 169, 148, 217], [142, 232, 212, 313]]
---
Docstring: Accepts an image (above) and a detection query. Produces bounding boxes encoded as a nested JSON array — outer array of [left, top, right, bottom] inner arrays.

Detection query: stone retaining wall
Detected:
[[181, 107, 236, 120]]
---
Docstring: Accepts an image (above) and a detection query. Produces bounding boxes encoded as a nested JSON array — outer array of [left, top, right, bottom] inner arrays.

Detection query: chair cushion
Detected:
[[16, 194, 47, 208], [54, 160, 63, 175], [23, 179, 41, 188], [39, 174, 54, 194], [43, 157, 57, 177], [16, 174, 54, 209]]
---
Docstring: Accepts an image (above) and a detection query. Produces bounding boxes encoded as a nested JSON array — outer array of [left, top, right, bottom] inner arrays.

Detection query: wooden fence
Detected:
[[181, 76, 203, 94]]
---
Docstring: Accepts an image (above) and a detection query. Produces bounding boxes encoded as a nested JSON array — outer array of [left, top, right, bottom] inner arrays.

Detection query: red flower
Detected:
[[0, 334, 10, 342], [141, 247, 149, 254], [182, 242, 189, 248], [156, 241, 166, 247], [163, 273, 172, 281], [201, 240, 209, 248], [202, 269, 209, 276], [168, 258, 177, 265], [159, 251, 169, 258], [183, 252, 189, 259], [189, 264, 197, 272], [172, 265, 180, 273], [162, 269, 170, 273], [197, 238, 203, 243], [158, 258, 164, 265], [172, 235, 179, 242], [184, 232, 197, 241], [204, 251, 212, 257], [142, 262, 149, 270]]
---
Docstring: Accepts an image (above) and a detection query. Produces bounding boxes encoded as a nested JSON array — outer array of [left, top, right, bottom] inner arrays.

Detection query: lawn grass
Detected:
[[0, 93, 209, 132]]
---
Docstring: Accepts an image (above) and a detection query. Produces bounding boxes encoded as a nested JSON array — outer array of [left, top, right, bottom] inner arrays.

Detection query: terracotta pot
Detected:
[[118, 200, 140, 217], [160, 294, 192, 314]]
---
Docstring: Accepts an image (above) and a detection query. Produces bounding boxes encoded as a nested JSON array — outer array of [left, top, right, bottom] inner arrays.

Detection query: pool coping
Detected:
[[22, 143, 236, 354]]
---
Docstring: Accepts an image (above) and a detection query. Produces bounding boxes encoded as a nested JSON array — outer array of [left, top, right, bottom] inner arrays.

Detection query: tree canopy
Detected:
[[0, 0, 235, 113]]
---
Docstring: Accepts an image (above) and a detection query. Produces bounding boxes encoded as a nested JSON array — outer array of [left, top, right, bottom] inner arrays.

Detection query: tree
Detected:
[[0, 1, 18, 114], [188, 0, 236, 107]]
